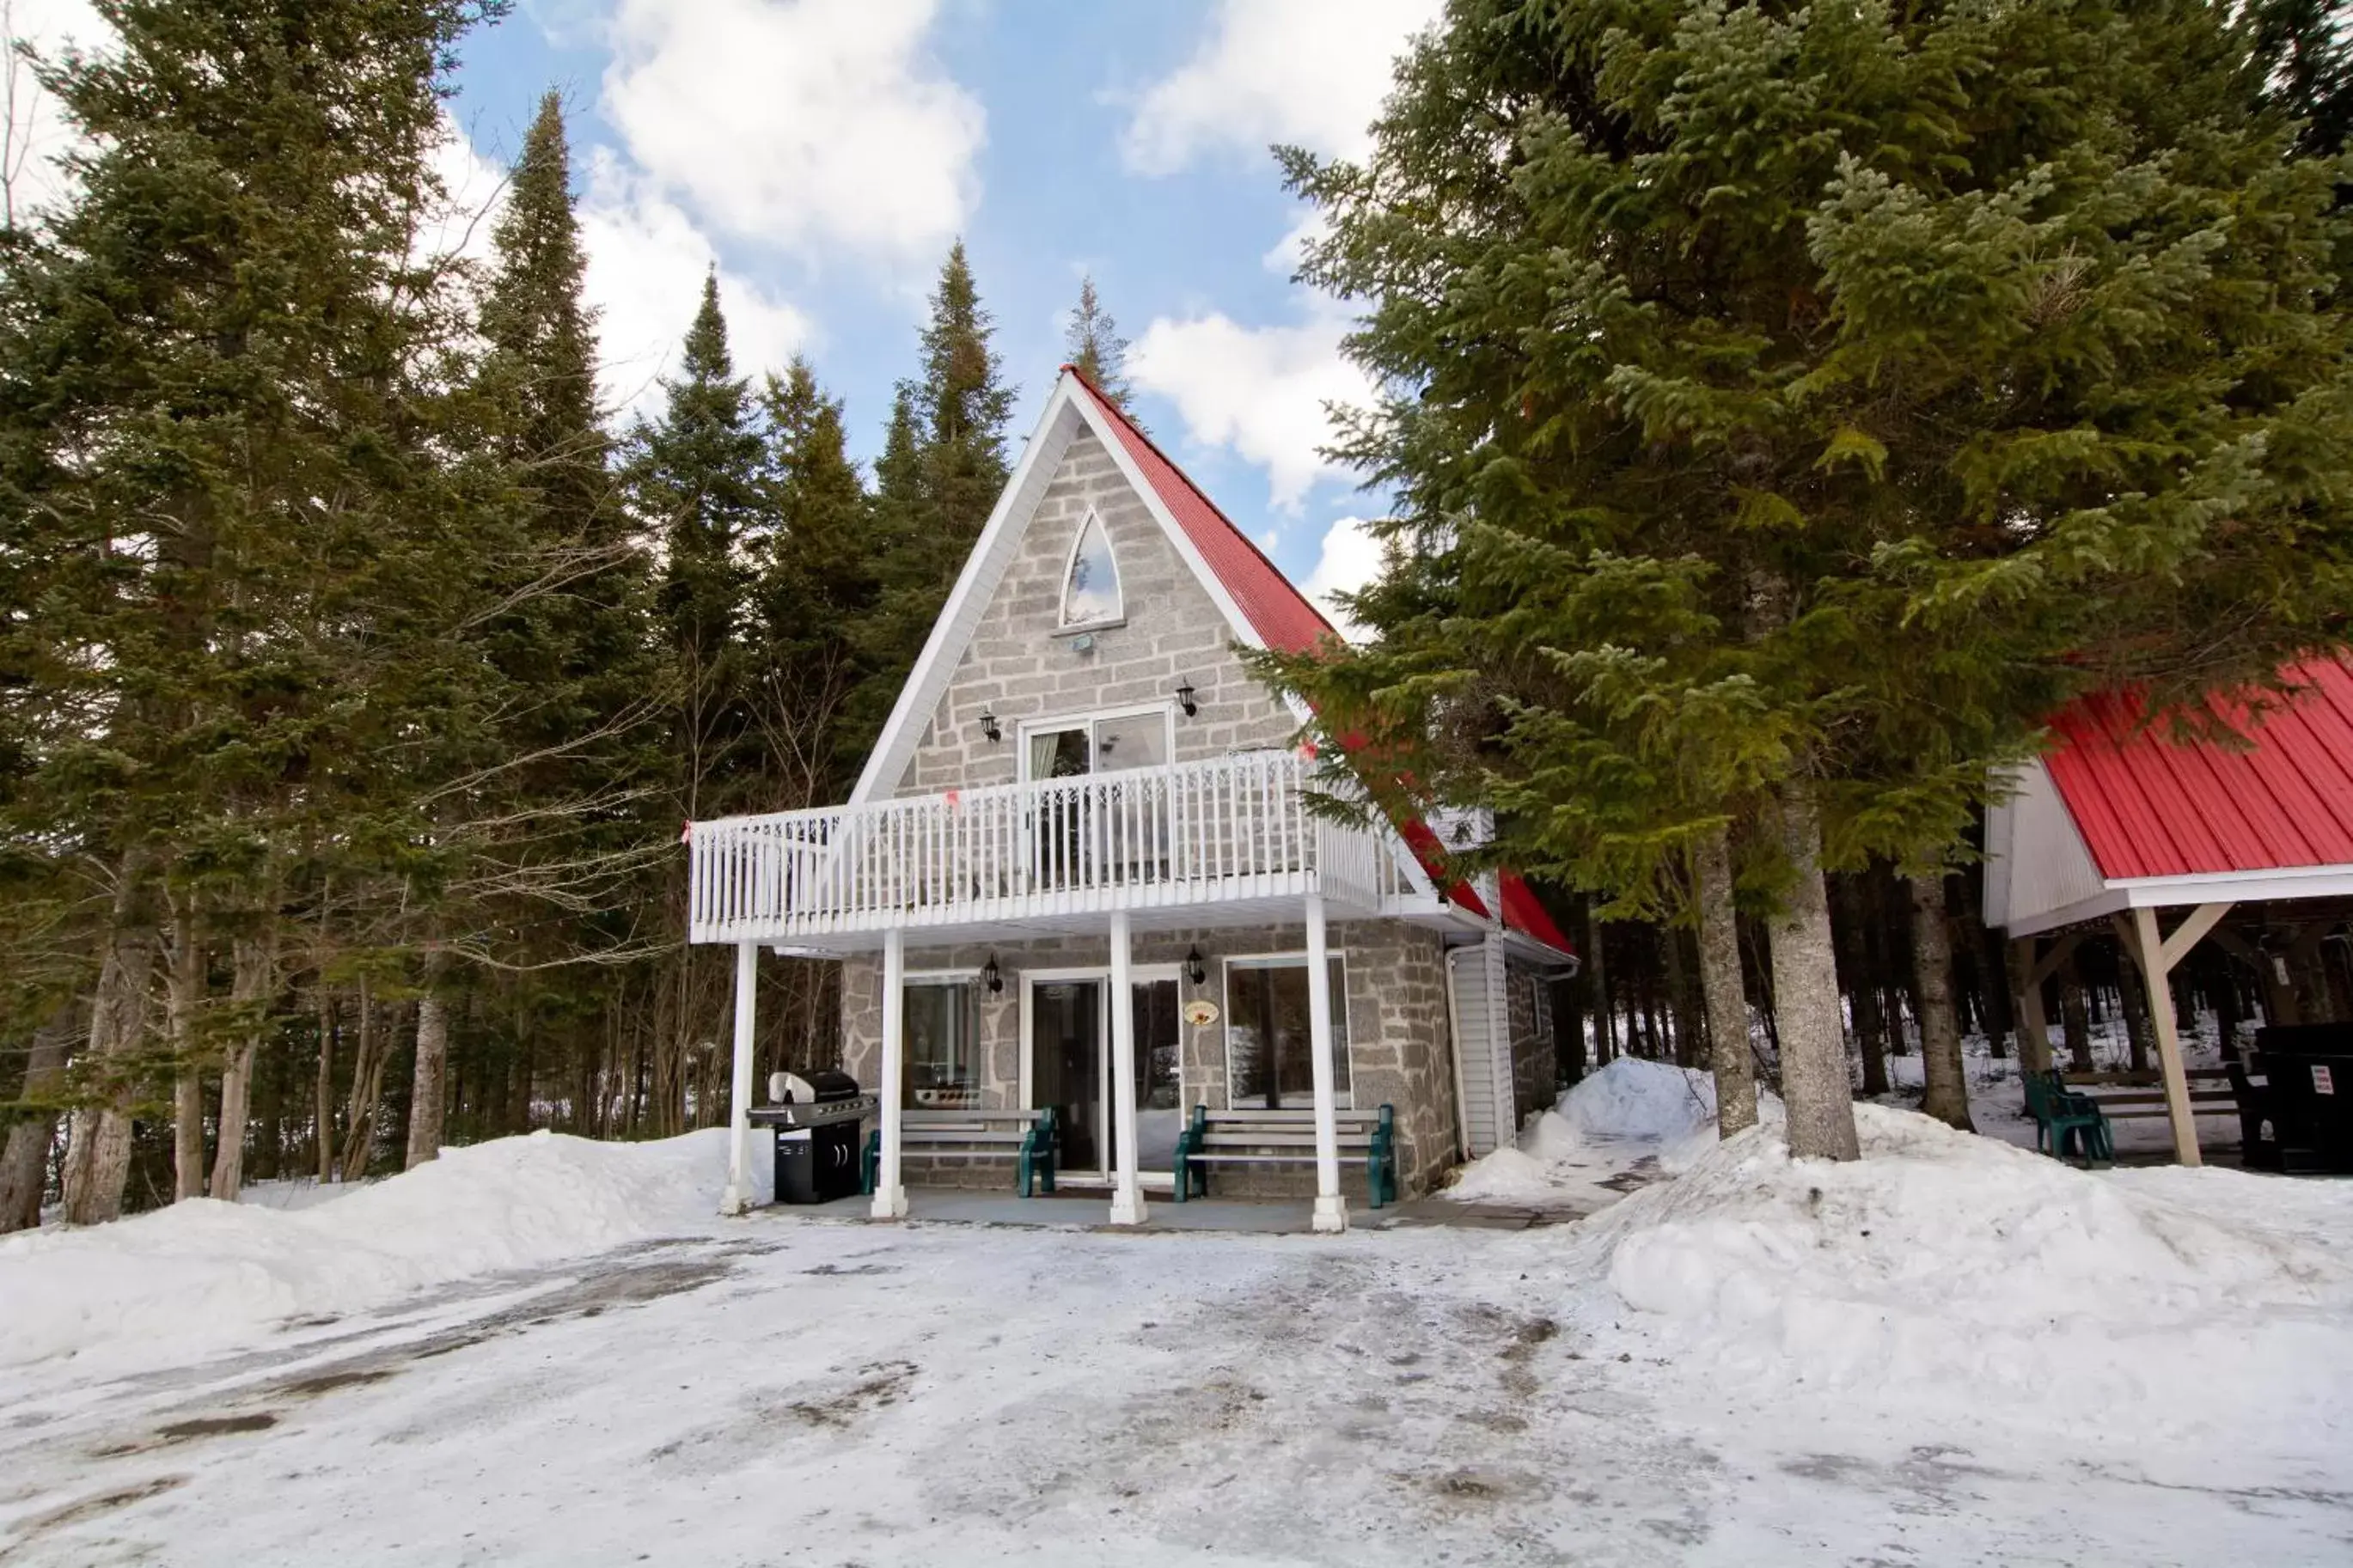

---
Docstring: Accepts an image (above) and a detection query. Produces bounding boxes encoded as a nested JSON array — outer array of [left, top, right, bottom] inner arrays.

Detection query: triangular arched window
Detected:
[[1060, 510, 1122, 627]]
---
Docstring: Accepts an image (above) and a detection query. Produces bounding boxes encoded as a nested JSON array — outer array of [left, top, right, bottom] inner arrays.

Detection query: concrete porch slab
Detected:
[[757, 1187, 1589, 1234]]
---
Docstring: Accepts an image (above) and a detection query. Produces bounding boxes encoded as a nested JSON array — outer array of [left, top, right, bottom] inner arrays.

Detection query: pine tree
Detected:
[[846, 246, 1016, 774], [1064, 274, 1135, 413], [632, 272, 766, 818], [915, 240, 1013, 553], [626, 274, 769, 1135], [1264, 0, 2353, 1161], [757, 356, 875, 805], [0, 0, 499, 1215]]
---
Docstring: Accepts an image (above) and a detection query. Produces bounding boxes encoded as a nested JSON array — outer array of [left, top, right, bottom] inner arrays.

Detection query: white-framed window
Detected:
[[1223, 954, 1352, 1110], [903, 973, 981, 1107], [1059, 509, 1123, 629], [1017, 704, 1174, 782]]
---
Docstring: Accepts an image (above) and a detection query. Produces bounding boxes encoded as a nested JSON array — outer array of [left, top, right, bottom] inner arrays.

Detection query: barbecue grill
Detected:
[[750, 1070, 876, 1204]]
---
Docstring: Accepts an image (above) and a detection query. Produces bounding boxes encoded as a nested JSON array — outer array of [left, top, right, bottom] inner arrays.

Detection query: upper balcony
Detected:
[[688, 749, 1425, 951]]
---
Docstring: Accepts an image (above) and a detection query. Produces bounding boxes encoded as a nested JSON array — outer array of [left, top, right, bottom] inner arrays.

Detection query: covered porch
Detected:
[[689, 748, 1452, 1235]]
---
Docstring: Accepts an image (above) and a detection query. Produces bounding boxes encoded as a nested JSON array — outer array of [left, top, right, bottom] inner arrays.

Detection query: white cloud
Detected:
[[1121, 0, 1439, 176], [578, 149, 811, 417], [1301, 515, 1384, 642], [1129, 298, 1370, 512], [600, 0, 981, 265]]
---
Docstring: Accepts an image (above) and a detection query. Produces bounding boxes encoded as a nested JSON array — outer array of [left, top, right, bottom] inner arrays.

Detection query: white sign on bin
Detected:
[[2314, 1064, 2336, 1096]]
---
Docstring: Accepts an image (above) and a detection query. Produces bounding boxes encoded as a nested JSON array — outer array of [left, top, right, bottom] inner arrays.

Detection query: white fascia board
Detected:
[[2001, 863, 2353, 936], [846, 379, 1087, 807]]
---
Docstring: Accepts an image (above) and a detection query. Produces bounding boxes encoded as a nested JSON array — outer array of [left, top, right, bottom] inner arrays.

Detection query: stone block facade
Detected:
[[895, 428, 1297, 796], [836, 918, 1464, 1199]]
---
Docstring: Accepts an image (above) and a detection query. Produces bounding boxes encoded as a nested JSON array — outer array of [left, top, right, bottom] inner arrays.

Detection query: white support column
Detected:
[[2129, 905, 2204, 1168], [871, 927, 910, 1218], [721, 941, 758, 1216], [1107, 910, 1147, 1226], [1305, 894, 1348, 1234]]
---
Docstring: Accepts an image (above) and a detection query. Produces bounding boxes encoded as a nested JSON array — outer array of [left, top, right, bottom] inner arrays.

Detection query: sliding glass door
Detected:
[[1027, 970, 1183, 1181]]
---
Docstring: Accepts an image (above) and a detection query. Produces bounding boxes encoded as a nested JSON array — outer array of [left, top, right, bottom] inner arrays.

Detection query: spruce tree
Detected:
[[757, 356, 876, 804], [0, 0, 500, 1213], [626, 274, 768, 1134], [1064, 274, 1135, 413], [847, 246, 1015, 774], [1266, 0, 2353, 1160]]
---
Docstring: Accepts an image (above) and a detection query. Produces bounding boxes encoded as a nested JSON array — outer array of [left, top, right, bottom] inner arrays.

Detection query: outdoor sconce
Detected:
[[1184, 946, 1206, 985], [1176, 679, 1198, 718], [983, 955, 1004, 994], [978, 709, 1001, 743]]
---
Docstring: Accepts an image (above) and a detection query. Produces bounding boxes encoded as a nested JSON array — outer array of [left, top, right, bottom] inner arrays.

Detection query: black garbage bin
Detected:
[[751, 1070, 874, 1205]]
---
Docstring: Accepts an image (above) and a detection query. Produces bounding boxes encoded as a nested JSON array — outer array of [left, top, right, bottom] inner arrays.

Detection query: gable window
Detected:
[[1060, 511, 1123, 628], [1224, 955, 1352, 1111]]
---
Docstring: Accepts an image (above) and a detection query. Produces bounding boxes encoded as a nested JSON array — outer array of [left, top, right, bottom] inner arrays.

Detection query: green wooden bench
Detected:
[[1172, 1104, 1398, 1208], [2025, 1070, 2112, 1164], [862, 1107, 1057, 1198], [2061, 1067, 2237, 1124]]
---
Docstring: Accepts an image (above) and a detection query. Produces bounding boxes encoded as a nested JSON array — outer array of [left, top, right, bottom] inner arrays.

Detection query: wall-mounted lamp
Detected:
[[1175, 679, 1198, 718], [982, 955, 1003, 994], [978, 709, 1001, 743], [1184, 946, 1206, 985]]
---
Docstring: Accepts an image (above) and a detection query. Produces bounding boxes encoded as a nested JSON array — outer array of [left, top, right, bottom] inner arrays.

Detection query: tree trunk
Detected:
[[209, 929, 277, 1201], [62, 854, 161, 1224], [1767, 780, 1861, 1161], [406, 990, 450, 1169], [2, 1001, 76, 1232], [1837, 874, 1891, 1097], [315, 989, 337, 1181], [2118, 958, 2152, 1075], [166, 901, 208, 1201], [1692, 825, 1757, 1137], [342, 985, 387, 1182], [1586, 905, 1614, 1065], [2060, 954, 2095, 1072], [1910, 874, 1974, 1131]]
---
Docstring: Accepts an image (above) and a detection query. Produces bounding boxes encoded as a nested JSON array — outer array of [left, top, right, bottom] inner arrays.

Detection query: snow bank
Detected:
[[1593, 1104, 2353, 1433], [0, 1129, 754, 1376], [1446, 1058, 1735, 1205]]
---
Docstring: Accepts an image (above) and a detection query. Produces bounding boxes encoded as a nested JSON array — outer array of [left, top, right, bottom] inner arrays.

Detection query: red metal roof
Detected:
[[2044, 652, 2353, 880], [1067, 369, 1575, 958]]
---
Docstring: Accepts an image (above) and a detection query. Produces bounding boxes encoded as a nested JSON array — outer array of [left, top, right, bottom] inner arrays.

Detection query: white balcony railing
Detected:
[[688, 749, 1402, 945]]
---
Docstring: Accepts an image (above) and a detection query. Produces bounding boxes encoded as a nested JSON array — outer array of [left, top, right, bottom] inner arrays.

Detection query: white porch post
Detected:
[[1305, 894, 1348, 1234], [722, 940, 758, 1216], [872, 927, 910, 1218], [1108, 910, 1148, 1225]]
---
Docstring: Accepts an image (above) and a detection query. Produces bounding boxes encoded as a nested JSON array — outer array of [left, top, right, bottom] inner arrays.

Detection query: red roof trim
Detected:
[[2044, 653, 2353, 881], [1066, 368, 1574, 959]]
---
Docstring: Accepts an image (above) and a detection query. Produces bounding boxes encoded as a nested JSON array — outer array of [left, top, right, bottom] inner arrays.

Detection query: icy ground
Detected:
[[5, 1080, 2353, 1566]]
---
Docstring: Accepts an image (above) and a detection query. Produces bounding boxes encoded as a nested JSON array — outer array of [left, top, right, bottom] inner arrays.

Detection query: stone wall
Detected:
[[839, 918, 1464, 1199], [895, 428, 1297, 796]]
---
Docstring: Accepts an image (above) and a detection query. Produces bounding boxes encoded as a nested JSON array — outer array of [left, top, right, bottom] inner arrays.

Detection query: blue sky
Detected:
[[427, 0, 1445, 618]]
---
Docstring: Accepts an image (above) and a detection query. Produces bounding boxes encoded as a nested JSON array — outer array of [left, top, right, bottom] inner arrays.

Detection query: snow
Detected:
[[3, 1082, 2350, 1562], [1595, 1104, 2353, 1428], [0, 1129, 760, 1383], [1445, 1057, 1733, 1207]]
